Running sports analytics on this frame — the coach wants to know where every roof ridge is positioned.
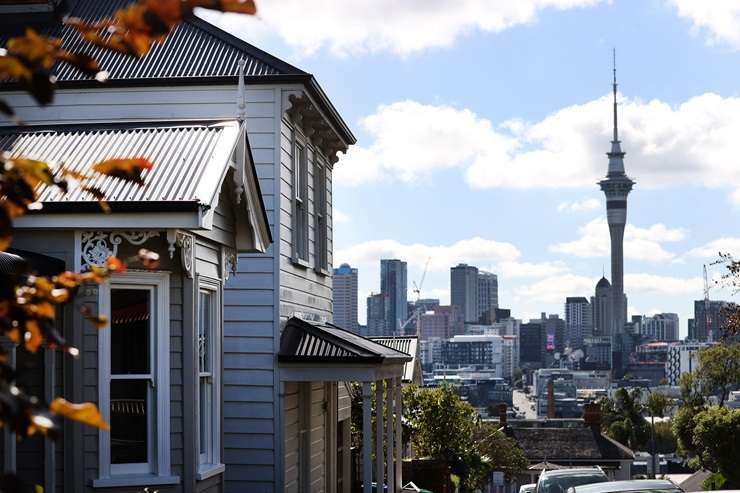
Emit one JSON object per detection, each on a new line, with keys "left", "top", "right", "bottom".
{"left": 187, "top": 15, "right": 306, "bottom": 76}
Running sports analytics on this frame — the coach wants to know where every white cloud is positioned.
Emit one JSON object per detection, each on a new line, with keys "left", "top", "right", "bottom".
{"left": 625, "top": 273, "right": 702, "bottom": 296}
{"left": 514, "top": 274, "right": 596, "bottom": 303}
{"left": 197, "top": 0, "right": 602, "bottom": 57}
{"left": 514, "top": 272, "right": 702, "bottom": 308}
{"left": 337, "top": 94, "right": 740, "bottom": 202}
{"left": 550, "top": 217, "right": 687, "bottom": 262}
{"left": 557, "top": 198, "right": 601, "bottom": 213}
{"left": 669, "top": 1, "right": 740, "bottom": 50}
{"left": 499, "top": 261, "right": 569, "bottom": 279}
{"left": 686, "top": 237, "right": 740, "bottom": 257}
{"left": 333, "top": 208, "right": 350, "bottom": 224}
{"left": 334, "top": 237, "right": 521, "bottom": 273}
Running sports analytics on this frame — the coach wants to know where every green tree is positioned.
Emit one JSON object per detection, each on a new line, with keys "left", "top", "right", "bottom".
{"left": 653, "top": 421, "right": 677, "bottom": 454}
{"left": 691, "top": 406, "right": 740, "bottom": 488}
{"left": 475, "top": 423, "right": 529, "bottom": 482}
{"left": 695, "top": 343, "right": 740, "bottom": 406}
{"left": 600, "top": 388, "right": 650, "bottom": 450}
{"left": 646, "top": 392, "right": 672, "bottom": 418}
{"left": 402, "top": 385, "right": 527, "bottom": 492}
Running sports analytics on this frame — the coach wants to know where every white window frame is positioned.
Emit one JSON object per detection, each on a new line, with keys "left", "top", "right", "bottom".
{"left": 313, "top": 155, "right": 329, "bottom": 275}
{"left": 95, "top": 271, "right": 176, "bottom": 488}
{"left": 196, "top": 277, "right": 223, "bottom": 478}
{"left": 291, "top": 130, "right": 310, "bottom": 265}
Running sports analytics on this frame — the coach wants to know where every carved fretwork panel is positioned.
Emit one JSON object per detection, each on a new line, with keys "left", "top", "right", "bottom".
{"left": 80, "top": 231, "right": 160, "bottom": 270}
{"left": 285, "top": 92, "right": 347, "bottom": 167}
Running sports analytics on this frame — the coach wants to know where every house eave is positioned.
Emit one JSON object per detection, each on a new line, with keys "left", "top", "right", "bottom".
{"left": 0, "top": 74, "right": 356, "bottom": 146}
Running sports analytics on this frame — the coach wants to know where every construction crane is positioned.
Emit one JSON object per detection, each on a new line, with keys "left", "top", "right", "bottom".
{"left": 704, "top": 264, "right": 712, "bottom": 342}
{"left": 412, "top": 257, "right": 431, "bottom": 302}
{"left": 398, "top": 257, "right": 431, "bottom": 336}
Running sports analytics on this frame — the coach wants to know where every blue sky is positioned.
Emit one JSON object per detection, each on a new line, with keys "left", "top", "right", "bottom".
{"left": 201, "top": 0, "right": 740, "bottom": 336}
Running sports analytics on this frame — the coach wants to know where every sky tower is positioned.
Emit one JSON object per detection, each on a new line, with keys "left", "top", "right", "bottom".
{"left": 599, "top": 50, "right": 635, "bottom": 336}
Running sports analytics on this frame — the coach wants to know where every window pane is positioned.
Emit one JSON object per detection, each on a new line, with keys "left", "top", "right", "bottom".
{"left": 111, "top": 288, "right": 150, "bottom": 375}
{"left": 199, "top": 377, "right": 211, "bottom": 456}
{"left": 198, "top": 291, "right": 211, "bottom": 372}
{"left": 110, "top": 379, "right": 148, "bottom": 464}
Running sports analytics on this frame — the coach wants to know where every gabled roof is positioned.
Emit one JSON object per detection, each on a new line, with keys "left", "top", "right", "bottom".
{"left": 507, "top": 426, "right": 634, "bottom": 462}
{"left": 0, "top": 0, "right": 355, "bottom": 145}
{"left": 4, "top": 120, "right": 271, "bottom": 251}
{"left": 51, "top": 0, "right": 304, "bottom": 81}
{"left": 279, "top": 317, "right": 412, "bottom": 365}
{"left": 370, "top": 336, "right": 420, "bottom": 383}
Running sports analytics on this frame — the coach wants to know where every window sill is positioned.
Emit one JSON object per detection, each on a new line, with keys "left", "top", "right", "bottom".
{"left": 291, "top": 257, "right": 310, "bottom": 269}
{"left": 314, "top": 267, "right": 330, "bottom": 277}
{"left": 92, "top": 474, "right": 180, "bottom": 488}
{"left": 197, "top": 463, "right": 225, "bottom": 481}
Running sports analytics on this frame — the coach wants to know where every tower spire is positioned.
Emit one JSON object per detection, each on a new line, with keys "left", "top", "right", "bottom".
{"left": 612, "top": 48, "right": 618, "bottom": 143}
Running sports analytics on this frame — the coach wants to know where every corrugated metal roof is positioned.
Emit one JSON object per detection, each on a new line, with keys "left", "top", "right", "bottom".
{"left": 370, "top": 336, "right": 419, "bottom": 383}
{"left": 279, "top": 317, "right": 413, "bottom": 364}
{"left": 1, "top": 0, "right": 302, "bottom": 81}
{"left": 0, "top": 121, "right": 240, "bottom": 204}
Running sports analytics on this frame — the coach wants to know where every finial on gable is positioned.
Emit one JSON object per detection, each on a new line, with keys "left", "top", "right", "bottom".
{"left": 236, "top": 58, "right": 246, "bottom": 120}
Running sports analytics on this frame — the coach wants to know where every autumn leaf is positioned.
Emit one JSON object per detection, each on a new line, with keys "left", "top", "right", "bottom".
{"left": 137, "top": 249, "right": 160, "bottom": 269}
{"left": 25, "top": 320, "right": 43, "bottom": 353}
{"left": 188, "top": 0, "right": 257, "bottom": 14}
{"left": 49, "top": 398, "right": 109, "bottom": 431}
{"left": 106, "top": 256, "right": 127, "bottom": 273}
{"left": 92, "top": 157, "right": 153, "bottom": 186}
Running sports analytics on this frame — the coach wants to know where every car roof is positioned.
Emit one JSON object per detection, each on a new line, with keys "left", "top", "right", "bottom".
{"left": 571, "top": 480, "right": 680, "bottom": 493}
{"left": 541, "top": 468, "right": 606, "bottom": 478}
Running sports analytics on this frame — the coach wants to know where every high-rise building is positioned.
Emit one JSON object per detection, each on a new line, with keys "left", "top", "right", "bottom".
{"left": 541, "top": 313, "right": 566, "bottom": 355}
{"left": 477, "top": 271, "right": 499, "bottom": 323}
{"left": 639, "top": 313, "right": 679, "bottom": 341}
{"left": 365, "top": 292, "right": 389, "bottom": 337}
{"left": 380, "top": 259, "right": 407, "bottom": 333}
{"left": 442, "top": 334, "right": 504, "bottom": 375}
{"left": 565, "top": 297, "right": 593, "bottom": 348}
{"left": 598, "top": 59, "right": 634, "bottom": 337}
{"left": 666, "top": 341, "right": 716, "bottom": 385}
{"left": 418, "top": 305, "right": 463, "bottom": 341}
{"left": 332, "top": 263, "right": 358, "bottom": 332}
{"left": 451, "top": 263, "right": 479, "bottom": 323}
{"left": 520, "top": 322, "right": 545, "bottom": 367}
{"left": 583, "top": 336, "right": 612, "bottom": 370}
{"left": 693, "top": 300, "right": 731, "bottom": 342}
{"left": 591, "top": 278, "right": 612, "bottom": 337}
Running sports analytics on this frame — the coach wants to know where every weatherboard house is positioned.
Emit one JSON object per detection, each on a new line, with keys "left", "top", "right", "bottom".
{"left": 1, "top": 1, "right": 411, "bottom": 493}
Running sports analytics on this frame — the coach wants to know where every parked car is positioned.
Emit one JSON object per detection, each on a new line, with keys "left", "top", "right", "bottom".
{"left": 520, "top": 483, "right": 537, "bottom": 493}
{"left": 536, "top": 467, "right": 609, "bottom": 493}
{"left": 566, "top": 479, "right": 683, "bottom": 493}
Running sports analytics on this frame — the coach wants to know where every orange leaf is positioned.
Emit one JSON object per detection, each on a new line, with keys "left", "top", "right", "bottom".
{"left": 106, "top": 256, "right": 127, "bottom": 273}
{"left": 25, "top": 320, "right": 43, "bottom": 353}
{"left": 92, "top": 157, "right": 153, "bottom": 186}
{"left": 49, "top": 398, "right": 109, "bottom": 431}
{"left": 137, "top": 249, "right": 160, "bottom": 269}
{"left": 187, "top": 0, "right": 257, "bottom": 14}
{"left": 54, "top": 272, "right": 81, "bottom": 288}
{"left": 7, "top": 327, "right": 20, "bottom": 343}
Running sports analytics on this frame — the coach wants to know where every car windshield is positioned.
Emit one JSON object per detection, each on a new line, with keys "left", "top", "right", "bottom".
{"left": 538, "top": 473, "right": 608, "bottom": 493}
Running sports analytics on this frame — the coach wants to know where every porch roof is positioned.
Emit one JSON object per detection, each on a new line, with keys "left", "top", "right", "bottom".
{"left": 278, "top": 317, "right": 412, "bottom": 382}
{"left": 4, "top": 120, "right": 271, "bottom": 252}
{"left": 369, "top": 336, "right": 420, "bottom": 384}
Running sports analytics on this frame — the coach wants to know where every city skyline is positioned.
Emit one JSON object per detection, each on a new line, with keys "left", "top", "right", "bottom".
{"left": 203, "top": 1, "right": 740, "bottom": 336}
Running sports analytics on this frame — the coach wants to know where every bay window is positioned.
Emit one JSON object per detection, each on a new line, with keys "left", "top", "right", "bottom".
{"left": 197, "top": 278, "right": 222, "bottom": 477}
{"left": 95, "top": 272, "right": 175, "bottom": 487}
